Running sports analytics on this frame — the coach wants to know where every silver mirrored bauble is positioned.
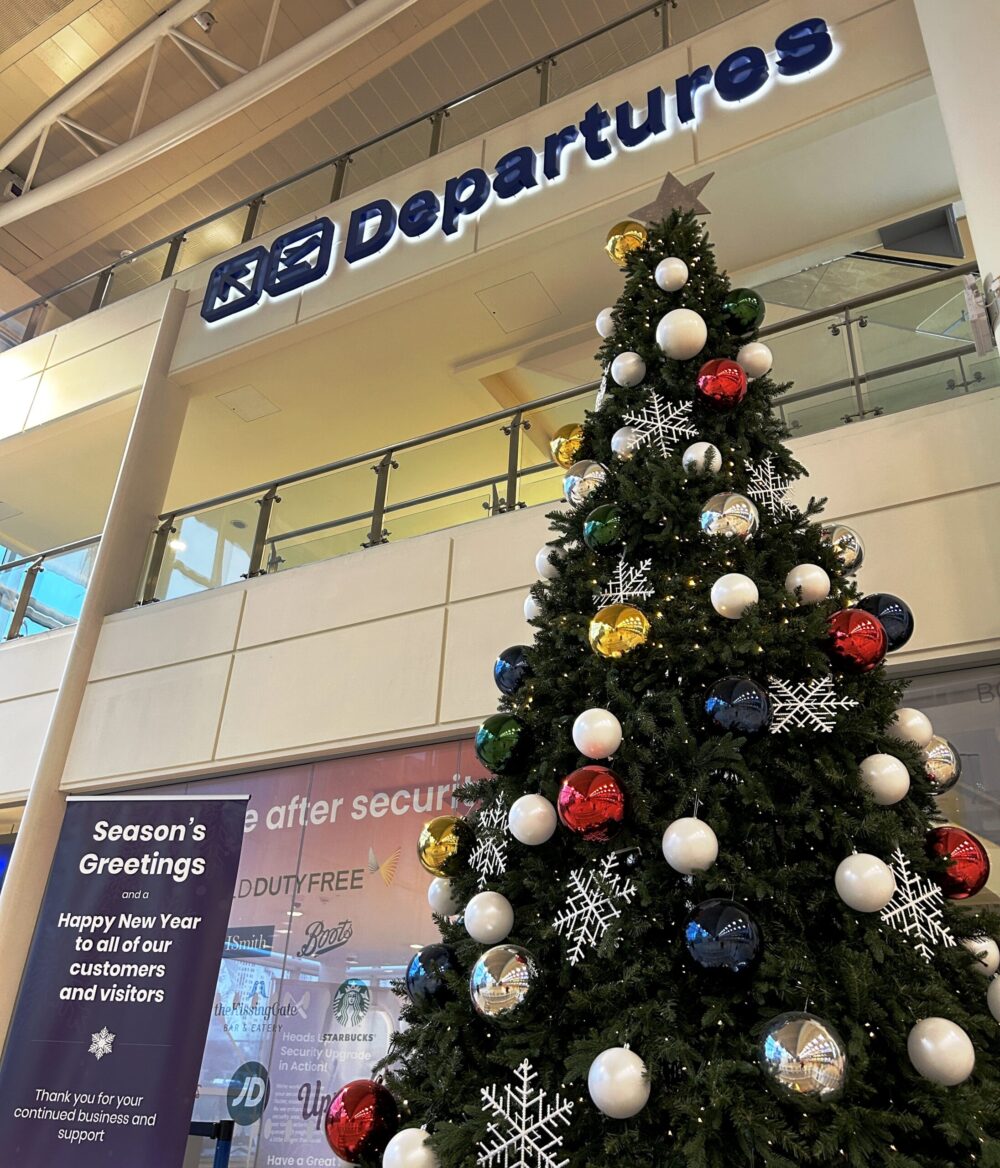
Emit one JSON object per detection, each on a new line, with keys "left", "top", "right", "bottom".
{"left": 563, "top": 460, "right": 608, "bottom": 507}
{"left": 469, "top": 944, "right": 538, "bottom": 1023}
{"left": 759, "top": 1012, "right": 847, "bottom": 1103}
{"left": 611, "top": 426, "right": 642, "bottom": 460}
{"left": 820, "top": 524, "right": 865, "bottom": 573}
{"left": 700, "top": 492, "right": 760, "bottom": 541}
{"left": 923, "top": 735, "right": 962, "bottom": 794}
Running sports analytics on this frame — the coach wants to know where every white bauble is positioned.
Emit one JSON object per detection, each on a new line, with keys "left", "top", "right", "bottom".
{"left": 736, "top": 341, "right": 773, "bottom": 379}
{"left": 610, "top": 351, "right": 646, "bottom": 387}
{"left": 963, "top": 936, "right": 1000, "bottom": 977}
{"left": 661, "top": 817, "right": 719, "bottom": 875}
{"left": 383, "top": 1129, "right": 439, "bottom": 1168}
{"left": 711, "top": 573, "right": 758, "bottom": 619}
{"left": 655, "top": 308, "right": 707, "bottom": 360}
{"left": 859, "top": 754, "right": 910, "bottom": 806}
{"left": 524, "top": 593, "right": 542, "bottom": 622}
{"left": 535, "top": 545, "right": 560, "bottom": 580}
{"left": 988, "top": 977, "right": 1000, "bottom": 1022}
{"left": 655, "top": 256, "right": 689, "bottom": 292}
{"left": 464, "top": 891, "right": 514, "bottom": 944}
{"left": 834, "top": 853, "right": 896, "bottom": 913}
{"left": 887, "top": 707, "right": 933, "bottom": 748}
{"left": 682, "top": 441, "right": 722, "bottom": 476}
{"left": 784, "top": 563, "right": 831, "bottom": 605}
{"left": 427, "top": 877, "right": 460, "bottom": 916}
{"left": 572, "top": 707, "right": 623, "bottom": 759}
{"left": 611, "top": 426, "right": 642, "bottom": 460}
{"left": 508, "top": 794, "right": 558, "bottom": 845}
{"left": 596, "top": 307, "right": 615, "bottom": 338}
{"left": 907, "top": 1018, "right": 975, "bottom": 1086}
{"left": 587, "top": 1047, "right": 650, "bottom": 1119}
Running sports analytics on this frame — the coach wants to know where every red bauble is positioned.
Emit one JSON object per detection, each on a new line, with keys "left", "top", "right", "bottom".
{"left": 826, "top": 609, "right": 887, "bottom": 672}
{"left": 324, "top": 1079, "right": 398, "bottom": 1163}
{"left": 696, "top": 358, "right": 748, "bottom": 411}
{"left": 557, "top": 765, "right": 625, "bottom": 840}
{"left": 926, "top": 826, "right": 990, "bottom": 899}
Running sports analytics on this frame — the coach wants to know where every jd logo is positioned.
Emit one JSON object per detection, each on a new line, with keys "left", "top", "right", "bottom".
{"left": 227, "top": 1061, "right": 270, "bottom": 1126}
{"left": 297, "top": 918, "right": 353, "bottom": 959}
{"left": 333, "top": 979, "right": 370, "bottom": 1027}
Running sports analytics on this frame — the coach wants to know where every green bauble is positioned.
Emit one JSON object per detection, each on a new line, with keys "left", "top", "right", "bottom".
{"left": 722, "top": 287, "right": 765, "bottom": 333}
{"left": 583, "top": 503, "right": 622, "bottom": 551}
{"left": 475, "top": 714, "right": 525, "bottom": 773}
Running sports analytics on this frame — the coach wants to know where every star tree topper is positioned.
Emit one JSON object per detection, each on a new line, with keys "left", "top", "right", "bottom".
{"left": 631, "top": 170, "right": 714, "bottom": 222}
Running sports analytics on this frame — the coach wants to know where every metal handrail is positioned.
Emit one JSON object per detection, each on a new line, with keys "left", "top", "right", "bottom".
{"left": 0, "top": 0, "right": 670, "bottom": 331}
{"left": 0, "top": 534, "right": 100, "bottom": 576}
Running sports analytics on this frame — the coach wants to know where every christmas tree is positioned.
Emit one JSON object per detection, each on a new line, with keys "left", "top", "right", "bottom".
{"left": 325, "top": 175, "right": 1000, "bottom": 1168}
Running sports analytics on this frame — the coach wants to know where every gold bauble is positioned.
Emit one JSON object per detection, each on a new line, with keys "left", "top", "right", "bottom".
{"left": 589, "top": 604, "right": 651, "bottom": 658}
{"left": 605, "top": 220, "right": 648, "bottom": 266}
{"left": 417, "top": 815, "right": 467, "bottom": 876}
{"left": 550, "top": 423, "right": 584, "bottom": 470}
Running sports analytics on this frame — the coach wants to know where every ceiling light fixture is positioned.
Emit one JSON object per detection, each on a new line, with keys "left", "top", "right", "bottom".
{"left": 193, "top": 11, "right": 216, "bottom": 33}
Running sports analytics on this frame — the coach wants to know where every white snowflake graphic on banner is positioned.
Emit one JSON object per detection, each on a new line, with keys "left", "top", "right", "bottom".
{"left": 88, "top": 1026, "right": 115, "bottom": 1060}
{"left": 552, "top": 854, "right": 637, "bottom": 965}
{"left": 768, "top": 675, "right": 859, "bottom": 733}
{"left": 622, "top": 393, "right": 696, "bottom": 457}
{"left": 470, "top": 798, "right": 509, "bottom": 889}
{"left": 881, "top": 847, "right": 956, "bottom": 962}
{"left": 593, "top": 553, "right": 654, "bottom": 607}
{"left": 746, "top": 457, "right": 795, "bottom": 516}
{"left": 478, "top": 1059, "right": 574, "bottom": 1168}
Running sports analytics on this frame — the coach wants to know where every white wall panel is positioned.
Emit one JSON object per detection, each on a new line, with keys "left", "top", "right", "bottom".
{"left": 237, "top": 534, "right": 451, "bottom": 648}
{"left": 0, "top": 691, "right": 57, "bottom": 803}
{"left": 46, "top": 282, "right": 173, "bottom": 367}
{"left": 438, "top": 589, "right": 528, "bottom": 725}
{"left": 450, "top": 503, "right": 557, "bottom": 601}
{"left": 216, "top": 606, "right": 445, "bottom": 759}
{"left": 0, "top": 629, "right": 71, "bottom": 702}
{"left": 91, "top": 588, "right": 244, "bottom": 680}
{"left": 64, "top": 655, "right": 233, "bottom": 783}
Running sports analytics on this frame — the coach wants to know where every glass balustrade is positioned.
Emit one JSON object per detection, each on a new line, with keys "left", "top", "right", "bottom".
{"left": 151, "top": 498, "right": 261, "bottom": 602}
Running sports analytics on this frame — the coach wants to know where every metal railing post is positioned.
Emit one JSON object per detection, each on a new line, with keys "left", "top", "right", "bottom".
{"left": 242, "top": 196, "right": 266, "bottom": 243}
{"left": 140, "top": 516, "right": 176, "bottom": 604}
{"left": 364, "top": 452, "right": 396, "bottom": 547}
{"left": 88, "top": 267, "right": 114, "bottom": 313}
{"left": 499, "top": 411, "right": 529, "bottom": 512}
{"left": 162, "top": 233, "right": 185, "bottom": 279}
{"left": 23, "top": 302, "right": 49, "bottom": 341}
{"left": 428, "top": 110, "right": 447, "bottom": 157}
{"left": 244, "top": 487, "right": 280, "bottom": 578}
{"left": 538, "top": 57, "right": 555, "bottom": 106}
{"left": 5, "top": 558, "right": 44, "bottom": 640}
{"left": 658, "top": 1, "right": 677, "bottom": 49}
{"left": 330, "top": 155, "right": 352, "bottom": 203}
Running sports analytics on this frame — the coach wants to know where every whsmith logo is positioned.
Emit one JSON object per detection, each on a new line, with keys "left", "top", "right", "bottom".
{"left": 201, "top": 17, "right": 834, "bottom": 324}
{"left": 297, "top": 918, "right": 353, "bottom": 958}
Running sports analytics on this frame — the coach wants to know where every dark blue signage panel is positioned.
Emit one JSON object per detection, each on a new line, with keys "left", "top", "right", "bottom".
{"left": 0, "top": 795, "right": 247, "bottom": 1165}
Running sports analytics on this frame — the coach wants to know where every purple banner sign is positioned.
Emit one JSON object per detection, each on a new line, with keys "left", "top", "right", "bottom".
{"left": 0, "top": 794, "right": 247, "bottom": 1165}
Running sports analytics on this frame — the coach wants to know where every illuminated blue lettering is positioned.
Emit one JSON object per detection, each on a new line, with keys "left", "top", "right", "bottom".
{"left": 345, "top": 199, "right": 397, "bottom": 263}
{"left": 579, "top": 103, "right": 613, "bottom": 161}
{"left": 615, "top": 88, "right": 667, "bottom": 147}
{"left": 263, "top": 217, "right": 334, "bottom": 296}
{"left": 543, "top": 125, "right": 578, "bottom": 180}
{"left": 493, "top": 147, "right": 538, "bottom": 200}
{"left": 714, "top": 47, "right": 769, "bottom": 103}
{"left": 399, "top": 191, "right": 440, "bottom": 238}
{"left": 441, "top": 169, "right": 491, "bottom": 235}
{"left": 201, "top": 247, "right": 268, "bottom": 323}
{"left": 675, "top": 65, "right": 713, "bottom": 124}
{"left": 776, "top": 17, "right": 833, "bottom": 76}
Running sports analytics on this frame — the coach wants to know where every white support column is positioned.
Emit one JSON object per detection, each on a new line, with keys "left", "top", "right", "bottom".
{"left": 915, "top": 0, "right": 1000, "bottom": 342}
{"left": 0, "top": 287, "right": 190, "bottom": 1049}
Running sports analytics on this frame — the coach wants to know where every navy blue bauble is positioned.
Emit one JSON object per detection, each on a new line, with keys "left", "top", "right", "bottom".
{"left": 685, "top": 899, "right": 761, "bottom": 973}
{"left": 406, "top": 944, "right": 458, "bottom": 1007}
{"left": 705, "top": 677, "right": 771, "bottom": 735}
{"left": 857, "top": 593, "right": 914, "bottom": 652}
{"left": 494, "top": 645, "right": 531, "bottom": 695}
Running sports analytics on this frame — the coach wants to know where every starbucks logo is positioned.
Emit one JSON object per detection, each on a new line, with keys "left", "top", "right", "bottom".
{"left": 333, "top": 979, "right": 370, "bottom": 1027}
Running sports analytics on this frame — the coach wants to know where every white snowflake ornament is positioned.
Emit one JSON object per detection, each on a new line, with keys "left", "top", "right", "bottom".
{"left": 768, "top": 675, "right": 859, "bottom": 733}
{"left": 622, "top": 393, "right": 696, "bottom": 457}
{"left": 881, "top": 847, "right": 956, "bottom": 962}
{"left": 593, "top": 553, "right": 654, "bottom": 608}
{"left": 552, "top": 853, "right": 636, "bottom": 965}
{"left": 746, "top": 456, "right": 795, "bottom": 516}
{"left": 469, "top": 797, "right": 509, "bottom": 889}
{"left": 478, "top": 1059, "right": 574, "bottom": 1168}
{"left": 88, "top": 1026, "right": 115, "bottom": 1060}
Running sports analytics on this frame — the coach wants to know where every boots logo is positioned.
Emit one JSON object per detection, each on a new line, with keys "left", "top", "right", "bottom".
{"left": 333, "top": 979, "right": 371, "bottom": 1027}
{"left": 297, "top": 918, "right": 353, "bottom": 958}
